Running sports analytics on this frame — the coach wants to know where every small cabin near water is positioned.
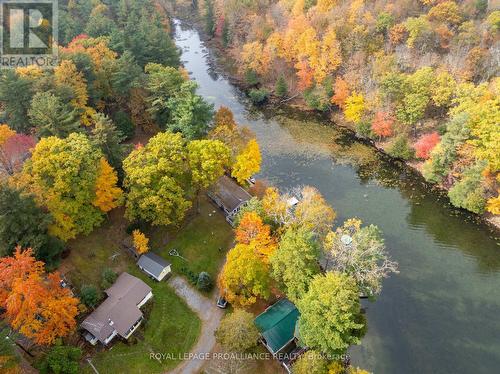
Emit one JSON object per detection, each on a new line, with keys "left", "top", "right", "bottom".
{"left": 207, "top": 175, "right": 252, "bottom": 226}
{"left": 255, "top": 299, "right": 306, "bottom": 373}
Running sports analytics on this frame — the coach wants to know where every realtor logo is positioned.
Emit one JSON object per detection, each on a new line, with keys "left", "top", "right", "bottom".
{"left": 0, "top": 0, "right": 58, "bottom": 68}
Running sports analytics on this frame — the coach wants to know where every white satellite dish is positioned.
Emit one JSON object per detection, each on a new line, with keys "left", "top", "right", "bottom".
{"left": 341, "top": 234, "right": 353, "bottom": 245}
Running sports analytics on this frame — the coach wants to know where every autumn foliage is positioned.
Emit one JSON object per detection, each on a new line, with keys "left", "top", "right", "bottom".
{"left": 93, "top": 158, "right": 123, "bottom": 212}
{"left": 0, "top": 132, "right": 36, "bottom": 176}
{"left": 235, "top": 212, "right": 276, "bottom": 262}
{"left": 371, "top": 112, "right": 394, "bottom": 138}
{"left": 414, "top": 132, "right": 440, "bottom": 159}
{"left": 0, "top": 248, "right": 79, "bottom": 345}
{"left": 133, "top": 230, "right": 149, "bottom": 254}
{"left": 231, "top": 139, "right": 262, "bottom": 185}
{"left": 331, "top": 77, "right": 350, "bottom": 109}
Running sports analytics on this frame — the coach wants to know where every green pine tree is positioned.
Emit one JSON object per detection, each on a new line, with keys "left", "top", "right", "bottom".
{"left": 275, "top": 75, "right": 288, "bottom": 98}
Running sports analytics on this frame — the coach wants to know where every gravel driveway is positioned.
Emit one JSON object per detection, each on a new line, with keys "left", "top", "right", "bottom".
{"left": 167, "top": 276, "right": 223, "bottom": 374}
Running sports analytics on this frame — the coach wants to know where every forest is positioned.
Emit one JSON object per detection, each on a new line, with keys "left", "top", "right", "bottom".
{"left": 195, "top": 0, "right": 499, "bottom": 217}
{"left": 0, "top": 0, "right": 498, "bottom": 373}
{"left": 0, "top": 0, "right": 262, "bottom": 371}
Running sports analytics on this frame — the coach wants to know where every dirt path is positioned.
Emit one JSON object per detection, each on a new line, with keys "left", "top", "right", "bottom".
{"left": 167, "top": 276, "right": 223, "bottom": 374}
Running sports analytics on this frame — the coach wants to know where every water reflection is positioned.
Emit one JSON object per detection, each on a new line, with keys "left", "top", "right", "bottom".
{"left": 173, "top": 19, "right": 500, "bottom": 374}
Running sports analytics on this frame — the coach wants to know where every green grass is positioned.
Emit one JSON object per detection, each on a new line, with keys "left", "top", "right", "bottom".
{"left": 83, "top": 266, "right": 201, "bottom": 374}
{"left": 62, "top": 208, "right": 206, "bottom": 373}
{"left": 62, "top": 208, "right": 131, "bottom": 291}
{"left": 63, "top": 197, "right": 233, "bottom": 373}
{"left": 150, "top": 197, "right": 234, "bottom": 281}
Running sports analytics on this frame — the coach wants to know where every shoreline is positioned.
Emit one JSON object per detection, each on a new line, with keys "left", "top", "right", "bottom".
{"left": 172, "top": 11, "right": 500, "bottom": 233}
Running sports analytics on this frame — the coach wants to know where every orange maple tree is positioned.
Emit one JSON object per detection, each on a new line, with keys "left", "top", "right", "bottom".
{"left": 0, "top": 247, "right": 44, "bottom": 304}
{"left": 371, "top": 112, "right": 395, "bottom": 139}
{"left": 295, "top": 60, "right": 314, "bottom": 91}
{"left": 331, "top": 77, "right": 350, "bottom": 108}
{"left": 235, "top": 212, "right": 276, "bottom": 262}
{"left": 0, "top": 248, "right": 79, "bottom": 345}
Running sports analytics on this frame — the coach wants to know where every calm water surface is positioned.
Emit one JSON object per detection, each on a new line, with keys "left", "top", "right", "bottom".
{"left": 174, "top": 20, "right": 500, "bottom": 374}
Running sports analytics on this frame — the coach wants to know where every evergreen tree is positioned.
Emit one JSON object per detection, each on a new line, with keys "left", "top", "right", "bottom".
{"left": 205, "top": 0, "right": 215, "bottom": 36}
{"left": 90, "top": 113, "right": 128, "bottom": 172}
{"left": 0, "top": 185, "right": 63, "bottom": 267}
{"left": 113, "top": 111, "right": 135, "bottom": 140}
{"left": 28, "top": 92, "right": 81, "bottom": 138}
{"left": 0, "top": 71, "right": 34, "bottom": 133}
{"left": 165, "top": 81, "right": 214, "bottom": 139}
{"left": 275, "top": 75, "right": 288, "bottom": 98}
{"left": 111, "top": 51, "right": 142, "bottom": 99}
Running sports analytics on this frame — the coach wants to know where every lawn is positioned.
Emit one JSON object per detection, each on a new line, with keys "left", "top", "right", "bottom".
{"left": 149, "top": 196, "right": 234, "bottom": 283}
{"left": 60, "top": 207, "right": 131, "bottom": 291}
{"left": 82, "top": 266, "right": 201, "bottom": 374}
{"left": 61, "top": 196, "right": 233, "bottom": 373}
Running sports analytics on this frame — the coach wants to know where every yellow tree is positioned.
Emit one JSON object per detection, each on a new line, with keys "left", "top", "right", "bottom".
{"left": 218, "top": 243, "right": 270, "bottom": 306}
{"left": 294, "top": 186, "right": 336, "bottom": 237}
{"left": 296, "top": 27, "right": 320, "bottom": 63}
{"left": 344, "top": 92, "right": 365, "bottom": 123}
{"left": 54, "top": 60, "right": 95, "bottom": 126}
{"left": 486, "top": 193, "right": 500, "bottom": 215}
{"left": 209, "top": 106, "right": 253, "bottom": 157}
{"left": 132, "top": 230, "right": 149, "bottom": 254}
{"left": 0, "top": 124, "right": 15, "bottom": 145}
{"left": 231, "top": 139, "right": 262, "bottom": 184}
{"left": 93, "top": 158, "right": 123, "bottom": 212}
{"left": 317, "top": 0, "right": 337, "bottom": 13}
{"left": 292, "top": 0, "right": 305, "bottom": 16}
{"left": 262, "top": 187, "right": 290, "bottom": 225}
{"left": 20, "top": 134, "right": 112, "bottom": 241}
{"left": 281, "top": 15, "right": 310, "bottom": 62}
{"left": 310, "top": 28, "right": 342, "bottom": 84}
{"left": 240, "top": 41, "right": 272, "bottom": 75}
{"left": 187, "top": 139, "right": 231, "bottom": 189}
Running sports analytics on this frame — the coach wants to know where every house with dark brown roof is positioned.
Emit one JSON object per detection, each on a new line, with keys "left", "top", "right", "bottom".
{"left": 81, "top": 272, "right": 152, "bottom": 345}
{"left": 207, "top": 175, "right": 252, "bottom": 226}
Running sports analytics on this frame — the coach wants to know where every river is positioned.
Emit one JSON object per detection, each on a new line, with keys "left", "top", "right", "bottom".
{"left": 173, "top": 20, "right": 500, "bottom": 374}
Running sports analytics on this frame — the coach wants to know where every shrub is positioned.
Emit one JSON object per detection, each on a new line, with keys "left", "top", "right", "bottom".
{"left": 244, "top": 69, "right": 259, "bottom": 86}
{"left": 387, "top": 135, "right": 414, "bottom": 160}
{"left": 38, "top": 345, "right": 82, "bottom": 374}
{"left": 248, "top": 88, "right": 269, "bottom": 105}
{"left": 101, "top": 268, "right": 118, "bottom": 289}
{"left": 80, "top": 285, "right": 100, "bottom": 308}
{"left": 355, "top": 120, "right": 372, "bottom": 138}
{"left": 196, "top": 271, "right": 213, "bottom": 291}
{"left": 180, "top": 266, "right": 198, "bottom": 285}
{"left": 303, "top": 87, "right": 330, "bottom": 111}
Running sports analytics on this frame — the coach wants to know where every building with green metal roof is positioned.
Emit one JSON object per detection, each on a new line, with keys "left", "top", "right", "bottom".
{"left": 255, "top": 299, "right": 306, "bottom": 372}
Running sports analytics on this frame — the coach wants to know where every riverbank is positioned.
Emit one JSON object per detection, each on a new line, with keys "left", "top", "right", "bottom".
{"left": 170, "top": 8, "right": 499, "bottom": 232}
{"left": 171, "top": 17, "right": 500, "bottom": 374}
